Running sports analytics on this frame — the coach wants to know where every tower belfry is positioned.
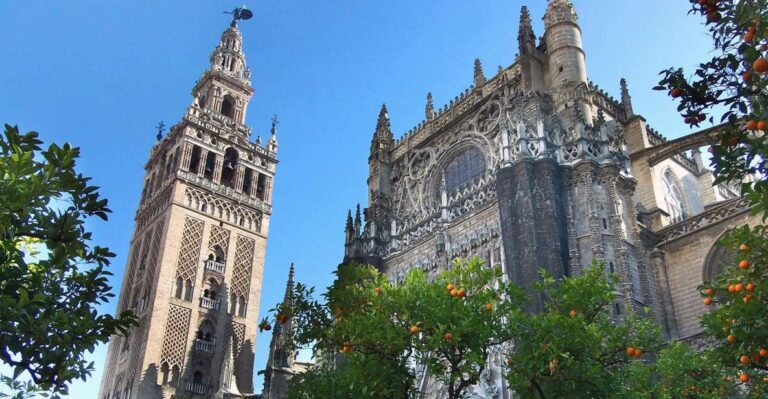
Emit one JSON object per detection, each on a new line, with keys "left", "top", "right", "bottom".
{"left": 98, "top": 8, "right": 278, "bottom": 399}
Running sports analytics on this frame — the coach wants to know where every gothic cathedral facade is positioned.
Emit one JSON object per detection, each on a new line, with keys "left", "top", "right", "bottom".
{"left": 98, "top": 20, "right": 277, "bottom": 399}
{"left": 343, "top": 1, "right": 758, "bottom": 397}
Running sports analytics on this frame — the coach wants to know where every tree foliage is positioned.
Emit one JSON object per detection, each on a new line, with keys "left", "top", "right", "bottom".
{"left": 0, "top": 124, "right": 136, "bottom": 395}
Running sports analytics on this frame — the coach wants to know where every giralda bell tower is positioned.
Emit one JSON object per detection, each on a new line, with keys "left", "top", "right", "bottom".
{"left": 98, "top": 9, "right": 277, "bottom": 399}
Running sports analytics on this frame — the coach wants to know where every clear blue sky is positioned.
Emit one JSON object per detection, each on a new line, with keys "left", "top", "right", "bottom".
{"left": 0, "top": 1, "right": 713, "bottom": 397}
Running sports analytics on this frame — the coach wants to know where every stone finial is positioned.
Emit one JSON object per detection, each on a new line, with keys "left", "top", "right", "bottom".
{"left": 474, "top": 58, "right": 486, "bottom": 87}
{"left": 620, "top": 78, "right": 634, "bottom": 117}
{"left": 283, "top": 262, "right": 295, "bottom": 302}
{"left": 268, "top": 115, "right": 279, "bottom": 154}
{"left": 518, "top": 6, "right": 537, "bottom": 55}
{"left": 426, "top": 92, "right": 435, "bottom": 121}
{"left": 345, "top": 210, "right": 353, "bottom": 232}
{"left": 354, "top": 204, "right": 362, "bottom": 232}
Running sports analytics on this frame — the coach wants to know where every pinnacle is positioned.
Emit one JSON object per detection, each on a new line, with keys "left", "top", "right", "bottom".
{"left": 374, "top": 103, "right": 392, "bottom": 138}
{"left": 426, "top": 92, "right": 435, "bottom": 120}
{"left": 474, "top": 58, "right": 486, "bottom": 86}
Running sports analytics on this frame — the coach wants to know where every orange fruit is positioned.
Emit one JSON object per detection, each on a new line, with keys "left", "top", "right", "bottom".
{"left": 746, "top": 283, "right": 755, "bottom": 292}
{"left": 342, "top": 345, "right": 352, "bottom": 353}
{"left": 569, "top": 309, "right": 577, "bottom": 318}
{"left": 727, "top": 335, "right": 736, "bottom": 344}
{"left": 728, "top": 284, "right": 735, "bottom": 293}
{"left": 447, "top": 283, "right": 455, "bottom": 291}
{"left": 704, "top": 297, "right": 713, "bottom": 306}
{"left": 740, "top": 355, "right": 751, "bottom": 365}
{"left": 745, "top": 27, "right": 756, "bottom": 42}
{"left": 740, "top": 243, "right": 750, "bottom": 252}
{"left": 743, "top": 71, "right": 752, "bottom": 82}
{"left": 735, "top": 283, "right": 744, "bottom": 292}
{"left": 739, "top": 373, "right": 749, "bottom": 383}
{"left": 759, "top": 348, "right": 768, "bottom": 357}
{"left": 755, "top": 58, "right": 768, "bottom": 74}
{"left": 670, "top": 88, "right": 683, "bottom": 98}
{"left": 759, "top": 121, "right": 767, "bottom": 131}
{"left": 705, "top": 288, "right": 715, "bottom": 296}
{"left": 626, "top": 347, "right": 636, "bottom": 357}
{"left": 739, "top": 260, "right": 750, "bottom": 270}
{"left": 374, "top": 287, "right": 382, "bottom": 295}
{"left": 634, "top": 349, "right": 643, "bottom": 358}
{"left": 507, "top": 358, "right": 514, "bottom": 366}
{"left": 456, "top": 289, "right": 466, "bottom": 298}
{"left": 707, "top": 11, "right": 722, "bottom": 23}
{"left": 444, "top": 332, "right": 453, "bottom": 342}
{"left": 485, "top": 303, "right": 494, "bottom": 312}
{"left": 450, "top": 289, "right": 458, "bottom": 298}
{"left": 728, "top": 136, "right": 739, "bottom": 146}
{"left": 743, "top": 294, "right": 753, "bottom": 304}
{"left": 746, "top": 120, "right": 759, "bottom": 130}
{"left": 410, "top": 325, "right": 419, "bottom": 334}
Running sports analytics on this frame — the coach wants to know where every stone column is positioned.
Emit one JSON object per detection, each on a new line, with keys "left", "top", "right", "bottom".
{"left": 650, "top": 249, "right": 679, "bottom": 339}
{"left": 181, "top": 143, "right": 193, "bottom": 172}
{"left": 234, "top": 165, "right": 246, "bottom": 192}
{"left": 213, "top": 157, "right": 224, "bottom": 183}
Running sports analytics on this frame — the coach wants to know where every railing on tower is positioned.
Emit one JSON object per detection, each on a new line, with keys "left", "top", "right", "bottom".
{"left": 185, "top": 381, "right": 210, "bottom": 395}
{"left": 194, "top": 338, "right": 215, "bottom": 353}
{"left": 199, "top": 296, "right": 220, "bottom": 310}
{"left": 204, "top": 259, "right": 226, "bottom": 274}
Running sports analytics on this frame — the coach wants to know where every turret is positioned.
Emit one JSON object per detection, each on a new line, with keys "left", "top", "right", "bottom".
{"left": 367, "top": 104, "right": 393, "bottom": 242}
{"left": 425, "top": 92, "right": 435, "bottom": 121}
{"left": 543, "top": 0, "right": 588, "bottom": 89}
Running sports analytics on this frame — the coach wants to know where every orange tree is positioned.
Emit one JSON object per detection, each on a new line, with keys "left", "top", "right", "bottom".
{"left": 656, "top": 0, "right": 768, "bottom": 394}
{"left": 503, "top": 262, "right": 662, "bottom": 399}
{"left": 262, "top": 258, "right": 526, "bottom": 399}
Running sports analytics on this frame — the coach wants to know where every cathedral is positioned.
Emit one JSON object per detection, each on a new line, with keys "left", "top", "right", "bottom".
{"left": 98, "top": 14, "right": 277, "bottom": 399}
{"left": 96, "top": 0, "right": 762, "bottom": 398}
{"left": 342, "top": 0, "right": 759, "bottom": 396}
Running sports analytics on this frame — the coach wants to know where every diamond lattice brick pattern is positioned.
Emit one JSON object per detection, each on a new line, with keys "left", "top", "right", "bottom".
{"left": 175, "top": 217, "right": 205, "bottom": 281}
{"left": 160, "top": 304, "right": 192, "bottom": 369}
{"left": 230, "top": 235, "right": 255, "bottom": 297}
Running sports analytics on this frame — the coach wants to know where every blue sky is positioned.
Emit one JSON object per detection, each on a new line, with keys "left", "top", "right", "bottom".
{"left": 0, "top": 0, "right": 714, "bottom": 397}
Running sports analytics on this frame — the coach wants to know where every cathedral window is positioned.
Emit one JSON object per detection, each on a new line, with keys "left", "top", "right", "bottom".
{"left": 444, "top": 147, "right": 486, "bottom": 193}
{"left": 221, "top": 148, "right": 239, "bottom": 187}
{"left": 662, "top": 170, "right": 687, "bottom": 224}
{"left": 221, "top": 96, "right": 235, "bottom": 119}
{"left": 189, "top": 145, "right": 202, "bottom": 173}
{"left": 203, "top": 151, "right": 216, "bottom": 180}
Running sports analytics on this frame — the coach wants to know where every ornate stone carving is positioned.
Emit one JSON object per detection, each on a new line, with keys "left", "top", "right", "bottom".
{"left": 160, "top": 304, "right": 192, "bottom": 370}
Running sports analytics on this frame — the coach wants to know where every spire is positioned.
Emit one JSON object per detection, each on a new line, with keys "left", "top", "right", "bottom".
{"left": 283, "top": 263, "right": 295, "bottom": 303}
{"left": 518, "top": 6, "right": 536, "bottom": 55}
{"left": 426, "top": 92, "right": 435, "bottom": 121}
{"left": 620, "top": 78, "right": 634, "bottom": 118}
{"left": 354, "top": 204, "right": 362, "bottom": 234}
{"left": 372, "top": 103, "right": 393, "bottom": 148}
{"left": 345, "top": 210, "right": 353, "bottom": 232}
{"left": 474, "top": 59, "right": 487, "bottom": 87}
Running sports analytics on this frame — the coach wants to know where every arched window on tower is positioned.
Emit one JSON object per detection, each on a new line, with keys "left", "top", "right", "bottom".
{"left": 160, "top": 362, "right": 170, "bottom": 386}
{"left": 221, "top": 148, "right": 239, "bottom": 188}
{"left": 170, "top": 365, "right": 180, "bottom": 387}
{"left": 662, "top": 170, "right": 687, "bottom": 224}
{"left": 221, "top": 96, "right": 235, "bottom": 119}
{"left": 189, "top": 145, "right": 202, "bottom": 173}
{"left": 444, "top": 147, "right": 486, "bottom": 193}
{"left": 242, "top": 167, "right": 253, "bottom": 195}
{"left": 203, "top": 151, "right": 216, "bottom": 180}
{"left": 238, "top": 296, "right": 246, "bottom": 317}
{"left": 184, "top": 279, "right": 193, "bottom": 302}
{"left": 175, "top": 277, "right": 183, "bottom": 299}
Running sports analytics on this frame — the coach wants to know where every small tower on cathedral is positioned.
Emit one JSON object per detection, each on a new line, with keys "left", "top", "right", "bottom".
{"left": 98, "top": 8, "right": 278, "bottom": 399}
{"left": 261, "top": 264, "right": 298, "bottom": 399}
